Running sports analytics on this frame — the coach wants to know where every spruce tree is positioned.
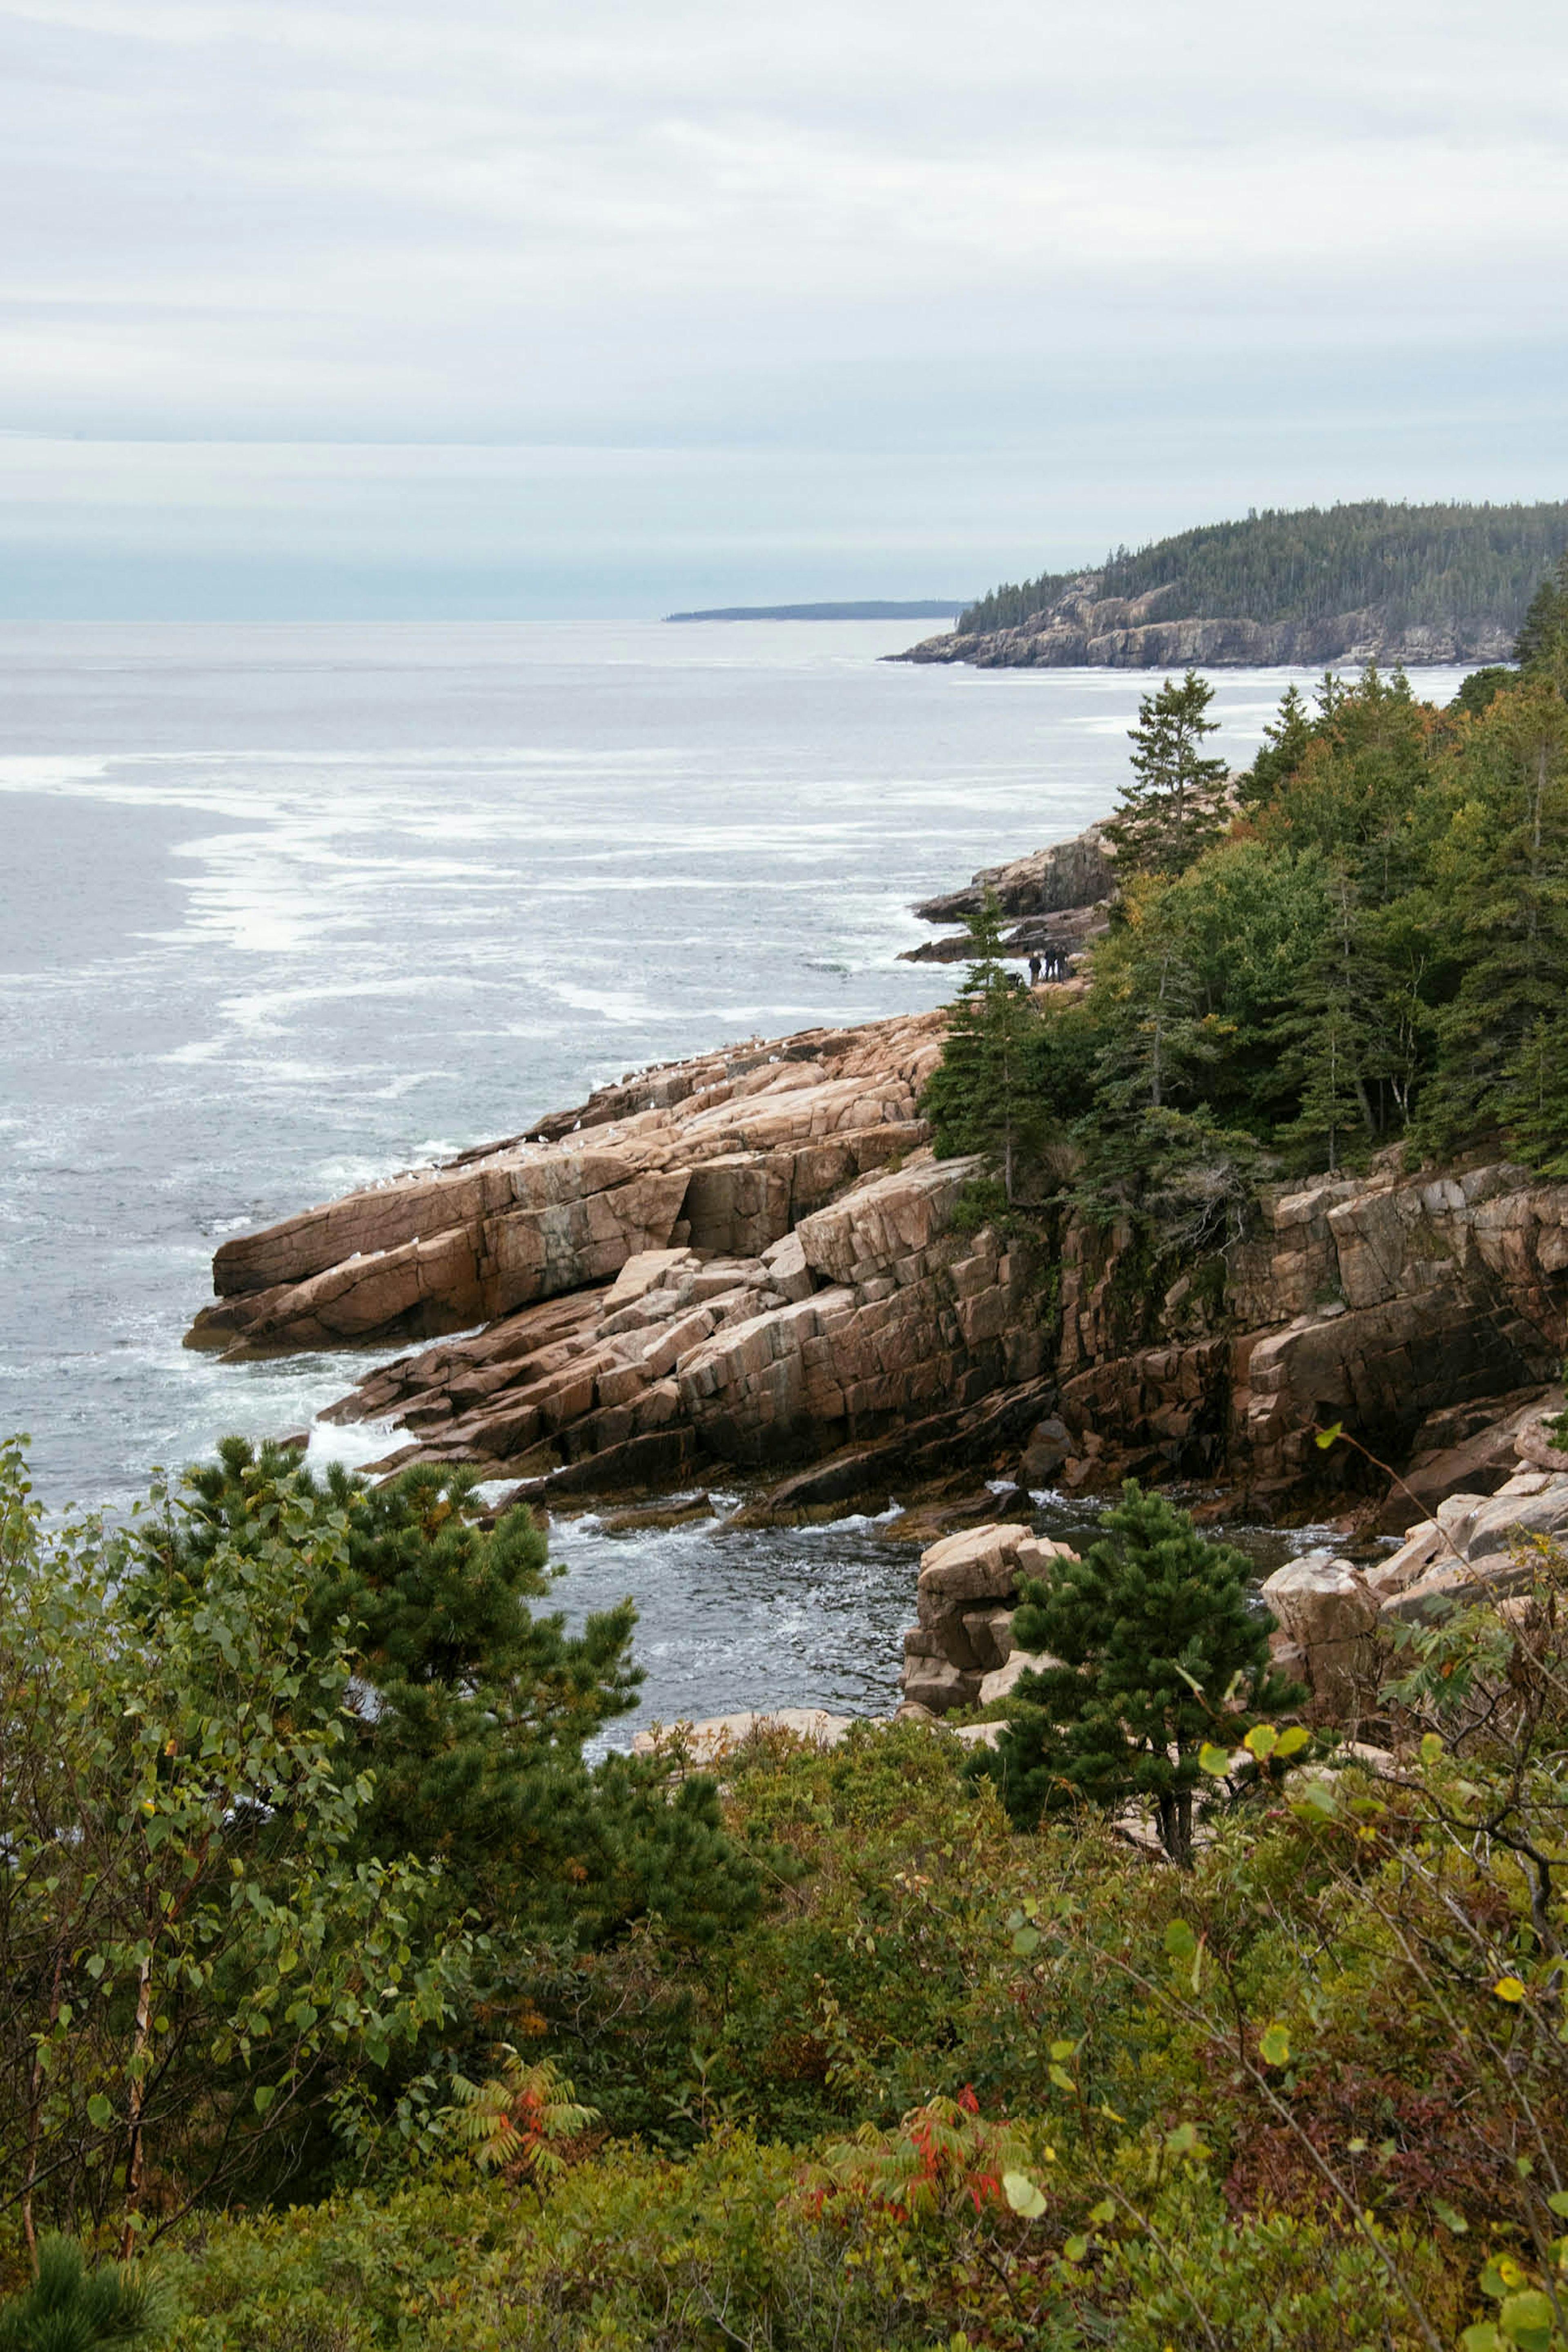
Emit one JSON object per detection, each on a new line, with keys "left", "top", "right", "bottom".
{"left": 1238, "top": 680, "right": 1314, "bottom": 811}
{"left": 1270, "top": 869, "right": 1374, "bottom": 1170}
{"left": 921, "top": 890, "right": 1042, "bottom": 1200}
{"left": 1515, "top": 550, "right": 1568, "bottom": 683}
{"left": 1104, "top": 669, "right": 1230, "bottom": 878}
{"left": 969, "top": 1481, "right": 1298, "bottom": 1866}
{"left": 1422, "top": 681, "right": 1568, "bottom": 1162}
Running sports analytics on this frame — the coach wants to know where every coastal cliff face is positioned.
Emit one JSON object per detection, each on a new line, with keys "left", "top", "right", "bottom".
{"left": 895, "top": 577, "right": 1515, "bottom": 670}
{"left": 188, "top": 1016, "right": 1047, "bottom": 1506}
{"left": 187, "top": 1000, "right": 1568, "bottom": 1530}
{"left": 1052, "top": 1160, "right": 1568, "bottom": 1513}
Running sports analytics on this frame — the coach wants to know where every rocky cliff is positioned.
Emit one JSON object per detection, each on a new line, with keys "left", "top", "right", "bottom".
{"left": 894, "top": 576, "right": 1514, "bottom": 670}
{"left": 187, "top": 997, "right": 1568, "bottom": 1538}
{"left": 188, "top": 1015, "right": 1049, "bottom": 1510}
{"left": 900, "top": 825, "right": 1115, "bottom": 964}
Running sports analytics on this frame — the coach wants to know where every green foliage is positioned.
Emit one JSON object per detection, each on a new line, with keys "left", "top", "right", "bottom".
{"left": 1102, "top": 669, "right": 1229, "bottom": 880}
{"left": 142, "top": 1542, "right": 1568, "bottom": 2344}
{"left": 1515, "top": 549, "right": 1568, "bottom": 682}
{"left": 0, "top": 1434, "right": 472, "bottom": 2246}
{"left": 0, "top": 1433, "right": 763, "bottom": 2243}
{"left": 970, "top": 1482, "right": 1300, "bottom": 1864}
{"left": 141, "top": 1440, "right": 765, "bottom": 1958}
{"left": 922, "top": 638, "right": 1568, "bottom": 1225}
{"left": 1450, "top": 663, "right": 1519, "bottom": 717}
{"left": 920, "top": 891, "right": 1046, "bottom": 1198}
{"left": 0, "top": 2240, "right": 167, "bottom": 2352}
{"left": 1419, "top": 681, "right": 1568, "bottom": 1162}
{"left": 960, "top": 497, "right": 1568, "bottom": 636}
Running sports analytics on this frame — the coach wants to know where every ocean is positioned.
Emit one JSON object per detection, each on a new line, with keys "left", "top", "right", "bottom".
{"left": 0, "top": 621, "right": 1469, "bottom": 1735}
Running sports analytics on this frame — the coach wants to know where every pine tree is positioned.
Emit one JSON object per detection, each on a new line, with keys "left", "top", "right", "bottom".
{"left": 921, "top": 890, "right": 1042, "bottom": 1200}
{"left": 1423, "top": 682, "right": 1568, "bottom": 1162}
{"left": 0, "top": 2239, "right": 165, "bottom": 2352}
{"left": 1103, "top": 670, "right": 1231, "bottom": 878}
{"left": 969, "top": 1481, "right": 1299, "bottom": 1866}
{"left": 1270, "top": 869, "right": 1374, "bottom": 1171}
{"left": 144, "top": 1441, "right": 764, "bottom": 1949}
{"left": 1238, "top": 681, "right": 1314, "bottom": 811}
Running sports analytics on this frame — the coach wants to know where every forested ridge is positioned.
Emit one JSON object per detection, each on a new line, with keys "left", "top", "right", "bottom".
{"left": 961, "top": 499, "right": 1568, "bottom": 636}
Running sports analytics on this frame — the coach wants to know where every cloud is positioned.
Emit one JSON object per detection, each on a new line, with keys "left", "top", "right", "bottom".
{"left": 0, "top": 0, "right": 1563, "bottom": 610}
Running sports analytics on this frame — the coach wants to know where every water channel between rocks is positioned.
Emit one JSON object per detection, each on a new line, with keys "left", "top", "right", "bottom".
{"left": 526, "top": 1483, "right": 1337, "bottom": 1751}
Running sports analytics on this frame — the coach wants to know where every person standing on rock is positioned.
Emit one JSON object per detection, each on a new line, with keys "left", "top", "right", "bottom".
{"left": 1028, "top": 953, "right": 1042, "bottom": 987}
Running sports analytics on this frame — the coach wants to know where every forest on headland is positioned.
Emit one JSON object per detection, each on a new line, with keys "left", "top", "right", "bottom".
{"left": 4, "top": 562, "right": 1568, "bottom": 2351}
{"left": 959, "top": 499, "right": 1568, "bottom": 638}
{"left": 928, "top": 552, "right": 1568, "bottom": 1235}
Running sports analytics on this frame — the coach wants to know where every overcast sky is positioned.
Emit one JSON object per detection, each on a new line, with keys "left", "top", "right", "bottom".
{"left": 2, "top": 0, "right": 1565, "bottom": 617}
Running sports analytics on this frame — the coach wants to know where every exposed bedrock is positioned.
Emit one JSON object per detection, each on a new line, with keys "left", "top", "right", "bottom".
{"left": 323, "top": 1152, "right": 1045, "bottom": 1494}
{"left": 187, "top": 1015, "right": 942, "bottom": 1356}
{"left": 187, "top": 997, "right": 1568, "bottom": 1526}
{"left": 894, "top": 583, "right": 1515, "bottom": 672}
{"left": 1052, "top": 1163, "right": 1568, "bottom": 1519}
{"left": 912, "top": 823, "right": 1114, "bottom": 928}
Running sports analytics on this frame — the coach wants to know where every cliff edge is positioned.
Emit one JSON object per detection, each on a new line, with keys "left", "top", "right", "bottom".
{"left": 894, "top": 576, "right": 1514, "bottom": 670}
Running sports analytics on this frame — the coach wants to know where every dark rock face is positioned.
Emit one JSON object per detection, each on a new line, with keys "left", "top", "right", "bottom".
{"left": 913, "top": 825, "right": 1114, "bottom": 926}
{"left": 902, "top": 824, "right": 1114, "bottom": 967}
{"left": 893, "top": 579, "right": 1516, "bottom": 670}
{"left": 1049, "top": 1165, "right": 1568, "bottom": 1519}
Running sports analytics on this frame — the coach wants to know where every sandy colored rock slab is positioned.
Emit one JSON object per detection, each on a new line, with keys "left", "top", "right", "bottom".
{"left": 978, "top": 1650, "right": 1056, "bottom": 1706}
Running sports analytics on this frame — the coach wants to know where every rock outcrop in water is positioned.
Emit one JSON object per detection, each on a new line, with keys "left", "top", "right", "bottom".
{"left": 188, "top": 1015, "right": 1048, "bottom": 1507}
{"left": 899, "top": 824, "right": 1116, "bottom": 966}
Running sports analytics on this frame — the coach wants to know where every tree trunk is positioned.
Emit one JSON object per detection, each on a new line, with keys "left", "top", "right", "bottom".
{"left": 119, "top": 1946, "right": 156, "bottom": 2258}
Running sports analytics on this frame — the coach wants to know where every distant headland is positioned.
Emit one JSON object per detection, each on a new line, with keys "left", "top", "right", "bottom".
{"left": 895, "top": 497, "right": 1568, "bottom": 669}
{"left": 665, "top": 599, "right": 969, "bottom": 621}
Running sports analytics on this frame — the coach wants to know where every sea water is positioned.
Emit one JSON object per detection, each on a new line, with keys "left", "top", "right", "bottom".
{"left": 0, "top": 622, "right": 1469, "bottom": 1736}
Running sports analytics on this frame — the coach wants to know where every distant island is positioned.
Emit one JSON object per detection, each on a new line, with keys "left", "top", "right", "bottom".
{"left": 666, "top": 598, "right": 969, "bottom": 621}
{"left": 895, "top": 497, "right": 1568, "bottom": 668}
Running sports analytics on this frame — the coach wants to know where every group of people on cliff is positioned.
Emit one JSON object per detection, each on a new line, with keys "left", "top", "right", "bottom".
{"left": 1027, "top": 947, "right": 1071, "bottom": 985}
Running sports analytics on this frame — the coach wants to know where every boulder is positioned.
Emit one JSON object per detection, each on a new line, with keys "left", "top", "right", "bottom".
{"left": 1374, "top": 1472, "right": 1568, "bottom": 1625}
{"left": 915, "top": 1522, "right": 1033, "bottom": 1610}
{"left": 966, "top": 1606, "right": 1016, "bottom": 1672}
{"left": 1260, "top": 1553, "right": 1379, "bottom": 1715}
{"left": 1374, "top": 1387, "right": 1556, "bottom": 1531}
{"left": 978, "top": 1650, "right": 1056, "bottom": 1706}
{"left": 901, "top": 1523, "right": 1081, "bottom": 1715}
{"left": 902, "top": 1655, "right": 984, "bottom": 1713}
{"left": 1019, "top": 1415, "right": 1070, "bottom": 1487}
{"left": 1363, "top": 1518, "right": 1448, "bottom": 1599}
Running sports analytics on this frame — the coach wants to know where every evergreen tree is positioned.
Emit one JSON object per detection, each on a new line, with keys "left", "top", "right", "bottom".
{"left": 142, "top": 1442, "right": 764, "bottom": 1950}
{"left": 1422, "top": 682, "right": 1568, "bottom": 1162}
{"left": 1270, "top": 869, "right": 1374, "bottom": 1170}
{"left": 920, "top": 891, "right": 1043, "bottom": 1200}
{"left": 1449, "top": 664, "right": 1518, "bottom": 719}
{"left": 1515, "top": 550, "right": 1568, "bottom": 680}
{"left": 1103, "top": 670, "right": 1230, "bottom": 878}
{"left": 0, "top": 2240, "right": 165, "bottom": 2352}
{"left": 1237, "top": 681, "right": 1313, "bottom": 811}
{"left": 969, "top": 1482, "right": 1298, "bottom": 1866}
